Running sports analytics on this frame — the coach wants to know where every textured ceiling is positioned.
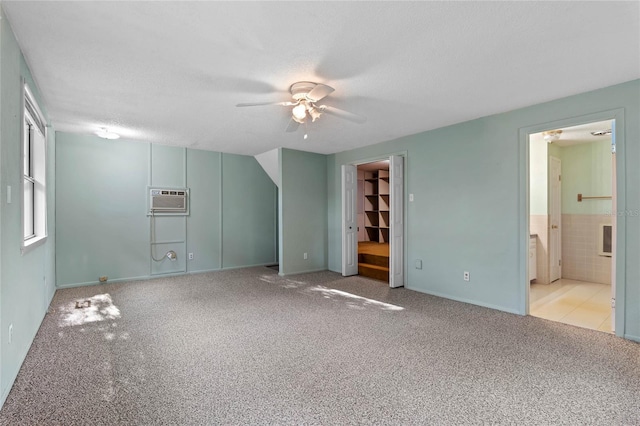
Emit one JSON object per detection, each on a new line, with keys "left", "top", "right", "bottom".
{"left": 531, "top": 120, "right": 613, "bottom": 147}
{"left": 3, "top": 1, "right": 639, "bottom": 156}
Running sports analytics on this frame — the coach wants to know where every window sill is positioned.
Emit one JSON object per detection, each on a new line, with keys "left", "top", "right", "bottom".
{"left": 21, "top": 235, "right": 47, "bottom": 255}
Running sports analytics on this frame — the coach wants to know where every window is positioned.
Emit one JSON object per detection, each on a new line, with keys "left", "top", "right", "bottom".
{"left": 22, "top": 85, "right": 47, "bottom": 251}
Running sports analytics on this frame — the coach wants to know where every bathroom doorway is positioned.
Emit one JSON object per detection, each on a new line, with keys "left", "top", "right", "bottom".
{"left": 528, "top": 119, "right": 616, "bottom": 333}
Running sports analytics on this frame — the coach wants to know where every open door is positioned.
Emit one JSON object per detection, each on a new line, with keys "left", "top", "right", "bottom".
{"left": 611, "top": 124, "right": 617, "bottom": 332}
{"left": 549, "top": 156, "right": 562, "bottom": 282}
{"left": 342, "top": 164, "right": 358, "bottom": 276}
{"left": 389, "top": 155, "right": 404, "bottom": 288}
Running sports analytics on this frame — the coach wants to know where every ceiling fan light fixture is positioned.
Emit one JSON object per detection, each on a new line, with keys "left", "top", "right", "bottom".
{"left": 308, "top": 107, "right": 322, "bottom": 122}
{"left": 292, "top": 103, "right": 307, "bottom": 122}
{"left": 542, "top": 129, "right": 562, "bottom": 143}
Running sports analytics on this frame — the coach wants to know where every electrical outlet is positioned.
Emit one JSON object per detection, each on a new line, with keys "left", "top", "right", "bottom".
{"left": 409, "top": 193, "right": 414, "bottom": 202}
{"left": 8, "top": 324, "right": 13, "bottom": 344}
{"left": 99, "top": 276, "right": 108, "bottom": 283}
{"left": 463, "top": 271, "right": 470, "bottom": 282}
{"left": 188, "top": 252, "right": 194, "bottom": 260}
{"left": 303, "top": 252, "right": 308, "bottom": 260}
{"left": 415, "top": 259, "right": 422, "bottom": 269}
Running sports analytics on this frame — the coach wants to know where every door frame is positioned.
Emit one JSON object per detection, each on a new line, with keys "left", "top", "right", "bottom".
{"left": 341, "top": 151, "right": 408, "bottom": 288}
{"left": 519, "top": 109, "right": 626, "bottom": 337}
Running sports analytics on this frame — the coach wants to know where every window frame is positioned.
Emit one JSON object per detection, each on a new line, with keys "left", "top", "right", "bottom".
{"left": 21, "top": 83, "right": 48, "bottom": 254}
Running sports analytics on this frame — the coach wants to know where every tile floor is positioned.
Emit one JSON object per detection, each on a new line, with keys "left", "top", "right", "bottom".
{"left": 530, "top": 279, "right": 613, "bottom": 333}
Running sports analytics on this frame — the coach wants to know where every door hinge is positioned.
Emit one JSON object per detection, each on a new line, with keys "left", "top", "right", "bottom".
{"left": 559, "top": 259, "right": 562, "bottom": 266}
{"left": 612, "top": 144, "right": 616, "bottom": 154}
{"left": 559, "top": 175, "right": 561, "bottom": 181}
{"left": 611, "top": 298, "right": 616, "bottom": 308}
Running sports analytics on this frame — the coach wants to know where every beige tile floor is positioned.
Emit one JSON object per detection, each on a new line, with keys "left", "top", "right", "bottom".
{"left": 530, "top": 279, "right": 613, "bottom": 333}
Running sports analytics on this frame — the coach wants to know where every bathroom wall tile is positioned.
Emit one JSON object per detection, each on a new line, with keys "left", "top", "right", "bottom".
{"left": 561, "top": 214, "right": 612, "bottom": 284}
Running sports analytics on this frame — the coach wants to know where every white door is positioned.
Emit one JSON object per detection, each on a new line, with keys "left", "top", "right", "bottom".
{"left": 342, "top": 164, "right": 358, "bottom": 276}
{"left": 549, "top": 156, "right": 562, "bottom": 282}
{"left": 389, "top": 155, "right": 404, "bottom": 288}
{"left": 611, "top": 133, "right": 616, "bottom": 332}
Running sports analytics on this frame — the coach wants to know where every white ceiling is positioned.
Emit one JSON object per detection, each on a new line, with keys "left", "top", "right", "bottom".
{"left": 3, "top": 1, "right": 639, "bottom": 156}
{"left": 531, "top": 119, "right": 613, "bottom": 147}
{"left": 358, "top": 160, "right": 389, "bottom": 172}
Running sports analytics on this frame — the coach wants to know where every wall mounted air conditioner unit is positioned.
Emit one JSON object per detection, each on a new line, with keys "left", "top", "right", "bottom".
{"left": 150, "top": 188, "right": 188, "bottom": 213}
{"left": 598, "top": 223, "right": 612, "bottom": 257}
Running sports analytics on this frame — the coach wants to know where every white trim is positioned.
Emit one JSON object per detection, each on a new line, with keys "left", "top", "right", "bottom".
{"left": 20, "top": 81, "right": 48, "bottom": 255}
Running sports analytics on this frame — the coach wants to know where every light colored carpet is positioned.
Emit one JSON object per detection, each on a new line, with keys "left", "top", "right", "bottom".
{"left": 0, "top": 267, "right": 638, "bottom": 425}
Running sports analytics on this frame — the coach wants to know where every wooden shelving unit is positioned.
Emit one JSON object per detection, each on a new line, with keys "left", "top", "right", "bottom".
{"left": 363, "top": 169, "right": 390, "bottom": 243}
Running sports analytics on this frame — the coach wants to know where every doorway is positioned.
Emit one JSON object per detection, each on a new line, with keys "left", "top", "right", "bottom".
{"left": 527, "top": 120, "right": 616, "bottom": 333}
{"left": 342, "top": 155, "right": 404, "bottom": 288}
{"left": 358, "top": 161, "right": 390, "bottom": 282}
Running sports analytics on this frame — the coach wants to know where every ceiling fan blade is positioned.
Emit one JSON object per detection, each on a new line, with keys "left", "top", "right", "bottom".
{"left": 305, "top": 84, "right": 335, "bottom": 102}
{"left": 236, "top": 101, "right": 297, "bottom": 107}
{"left": 318, "top": 105, "right": 366, "bottom": 124}
{"left": 285, "top": 118, "right": 300, "bottom": 133}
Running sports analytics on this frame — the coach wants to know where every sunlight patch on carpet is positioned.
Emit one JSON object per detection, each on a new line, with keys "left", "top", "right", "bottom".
{"left": 308, "top": 286, "right": 404, "bottom": 311}
{"left": 259, "top": 274, "right": 307, "bottom": 288}
{"left": 58, "top": 294, "right": 121, "bottom": 327}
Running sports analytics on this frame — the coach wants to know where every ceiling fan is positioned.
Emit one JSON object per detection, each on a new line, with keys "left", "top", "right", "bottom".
{"left": 236, "top": 81, "right": 366, "bottom": 133}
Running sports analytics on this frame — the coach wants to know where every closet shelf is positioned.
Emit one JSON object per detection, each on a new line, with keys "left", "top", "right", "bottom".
{"left": 361, "top": 168, "right": 390, "bottom": 243}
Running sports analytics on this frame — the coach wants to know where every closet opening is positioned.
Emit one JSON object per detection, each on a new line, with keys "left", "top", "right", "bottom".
{"left": 357, "top": 161, "right": 391, "bottom": 282}
{"left": 342, "top": 155, "right": 404, "bottom": 288}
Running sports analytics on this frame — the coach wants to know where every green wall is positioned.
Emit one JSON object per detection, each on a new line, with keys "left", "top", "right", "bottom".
{"left": 328, "top": 80, "right": 640, "bottom": 341}
{"left": 221, "top": 153, "right": 278, "bottom": 269}
{"left": 56, "top": 133, "right": 277, "bottom": 287}
{"left": 186, "top": 149, "right": 221, "bottom": 272}
{"left": 56, "top": 134, "right": 150, "bottom": 285}
{"left": 0, "top": 11, "right": 56, "bottom": 406}
{"left": 279, "top": 148, "right": 328, "bottom": 275}
{"left": 559, "top": 140, "right": 612, "bottom": 215}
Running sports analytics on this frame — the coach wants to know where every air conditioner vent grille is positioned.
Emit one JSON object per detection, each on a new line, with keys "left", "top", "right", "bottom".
{"left": 150, "top": 188, "right": 188, "bottom": 212}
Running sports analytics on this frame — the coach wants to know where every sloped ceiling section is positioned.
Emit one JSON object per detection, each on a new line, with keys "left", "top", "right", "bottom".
{"left": 3, "top": 1, "right": 639, "bottom": 155}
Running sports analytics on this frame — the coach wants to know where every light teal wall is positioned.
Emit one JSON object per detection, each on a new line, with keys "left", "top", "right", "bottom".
{"left": 279, "top": 148, "right": 327, "bottom": 275}
{"left": 221, "top": 153, "right": 277, "bottom": 269}
{"left": 0, "top": 11, "right": 56, "bottom": 406}
{"left": 56, "top": 134, "right": 150, "bottom": 285}
{"left": 186, "top": 149, "right": 221, "bottom": 272}
{"left": 328, "top": 80, "right": 640, "bottom": 341}
{"left": 559, "top": 141, "right": 612, "bottom": 215}
{"left": 150, "top": 145, "right": 187, "bottom": 276}
{"left": 56, "top": 134, "right": 277, "bottom": 287}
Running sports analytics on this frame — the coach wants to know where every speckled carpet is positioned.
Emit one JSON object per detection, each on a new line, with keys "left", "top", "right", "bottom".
{"left": 0, "top": 267, "right": 638, "bottom": 425}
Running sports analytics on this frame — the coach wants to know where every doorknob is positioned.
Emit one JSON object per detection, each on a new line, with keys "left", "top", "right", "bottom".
{"left": 551, "top": 225, "right": 558, "bottom": 229}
